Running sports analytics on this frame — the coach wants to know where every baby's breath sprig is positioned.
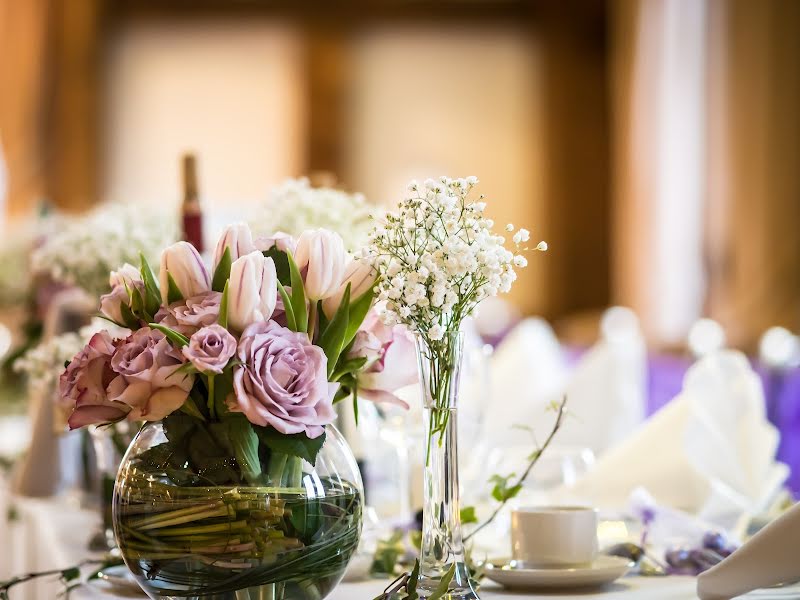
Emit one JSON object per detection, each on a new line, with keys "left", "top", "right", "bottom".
{"left": 367, "top": 176, "right": 545, "bottom": 451}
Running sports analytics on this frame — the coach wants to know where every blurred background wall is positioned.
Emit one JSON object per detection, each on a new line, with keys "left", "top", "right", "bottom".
{"left": 0, "top": 0, "right": 798, "bottom": 352}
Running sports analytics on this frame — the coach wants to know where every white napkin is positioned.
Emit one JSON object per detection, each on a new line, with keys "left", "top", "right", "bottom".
{"left": 12, "top": 288, "right": 95, "bottom": 497}
{"left": 563, "top": 350, "right": 788, "bottom": 531}
{"left": 482, "top": 317, "right": 569, "bottom": 448}
{"left": 557, "top": 307, "right": 647, "bottom": 454}
{"left": 698, "top": 501, "right": 800, "bottom": 600}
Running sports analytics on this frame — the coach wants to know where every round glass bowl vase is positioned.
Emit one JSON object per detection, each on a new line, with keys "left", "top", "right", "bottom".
{"left": 113, "top": 420, "right": 363, "bottom": 600}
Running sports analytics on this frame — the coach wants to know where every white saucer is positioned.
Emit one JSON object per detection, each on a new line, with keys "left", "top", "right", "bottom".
{"left": 95, "top": 565, "right": 147, "bottom": 596}
{"left": 483, "top": 555, "right": 634, "bottom": 590}
{"left": 743, "top": 581, "right": 800, "bottom": 598}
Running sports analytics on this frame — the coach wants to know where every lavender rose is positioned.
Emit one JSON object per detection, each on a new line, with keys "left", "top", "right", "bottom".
{"left": 183, "top": 324, "right": 237, "bottom": 374}
{"left": 59, "top": 331, "right": 131, "bottom": 429}
{"left": 171, "top": 292, "right": 222, "bottom": 330}
{"left": 154, "top": 291, "right": 221, "bottom": 336}
{"left": 107, "top": 328, "right": 194, "bottom": 421}
{"left": 230, "top": 321, "right": 335, "bottom": 438}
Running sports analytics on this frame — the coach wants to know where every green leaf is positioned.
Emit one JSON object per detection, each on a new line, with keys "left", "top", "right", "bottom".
{"left": 277, "top": 280, "right": 296, "bottom": 331}
{"left": 332, "top": 384, "right": 351, "bottom": 404}
{"left": 166, "top": 273, "right": 184, "bottom": 304}
{"left": 460, "top": 506, "right": 478, "bottom": 525}
{"left": 428, "top": 563, "right": 457, "bottom": 600}
{"left": 263, "top": 246, "right": 291, "bottom": 285}
{"left": 212, "top": 371, "right": 234, "bottom": 418}
{"left": 61, "top": 567, "right": 80, "bottom": 582}
{"left": 318, "top": 283, "right": 350, "bottom": 378}
{"left": 148, "top": 323, "right": 190, "bottom": 348}
{"left": 289, "top": 492, "right": 323, "bottom": 543}
{"left": 218, "top": 281, "right": 229, "bottom": 328}
{"left": 179, "top": 397, "right": 205, "bottom": 420}
{"left": 407, "top": 560, "right": 421, "bottom": 600}
{"left": 489, "top": 473, "right": 522, "bottom": 502}
{"left": 119, "top": 302, "right": 140, "bottom": 330}
{"left": 129, "top": 284, "right": 145, "bottom": 316}
{"left": 139, "top": 252, "right": 162, "bottom": 315}
{"left": 226, "top": 417, "right": 261, "bottom": 485}
{"left": 168, "top": 362, "right": 197, "bottom": 380}
{"left": 211, "top": 246, "right": 232, "bottom": 293}
{"left": 370, "top": 530, "right": 406, "bottom": 577}
{"left": 255, "top": 426, "right": 326, "bottom": 465}
{"left": 331, "top": 356, "right": 367, "bottom": 382}
{"left": 344, "top": 287, "right": 374, "bottom": 346}
{"left": 286, "top": 252, "right": 308, "bottom": 332}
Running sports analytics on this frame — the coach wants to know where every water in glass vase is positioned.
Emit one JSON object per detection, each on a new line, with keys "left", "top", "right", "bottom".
{"left": 113, "top": 420, "right": 363, "bottom": 600}
{"left": 416, "top": 332, "right": 480, "bottom": 600}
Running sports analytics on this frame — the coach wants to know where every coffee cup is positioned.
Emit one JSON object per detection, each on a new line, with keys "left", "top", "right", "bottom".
{"left": 510, "top": 506, "right": 598, "bottom": 568}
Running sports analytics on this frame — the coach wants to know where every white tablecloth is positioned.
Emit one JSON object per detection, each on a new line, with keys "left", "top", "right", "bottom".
{"left": 0, "top": 488, "right": 701, "bottom": 600}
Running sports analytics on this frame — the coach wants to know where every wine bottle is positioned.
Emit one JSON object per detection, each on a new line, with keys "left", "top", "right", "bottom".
{"left": 180, "top": 153, "right": 204, "bottom": 253}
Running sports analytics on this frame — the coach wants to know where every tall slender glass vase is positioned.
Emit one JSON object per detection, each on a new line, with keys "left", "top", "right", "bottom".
{"left": 415, "top": 332, "right": 480, "bottom": 600}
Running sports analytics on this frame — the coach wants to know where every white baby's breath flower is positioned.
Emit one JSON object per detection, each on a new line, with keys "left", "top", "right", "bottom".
{"left": 428, "top": 324, "right": 444, "bottom": 341}
{"left": 505, "top": 224, "right": 514, "bottom": 232}
{"left": 513, "top": 228, "right": 530, "bottom": 244}
{"left": 536, "top": 241, "right": 548, "bottom": 251}
{"left": 367, "top": 176, "right": 544, "bottom": 349}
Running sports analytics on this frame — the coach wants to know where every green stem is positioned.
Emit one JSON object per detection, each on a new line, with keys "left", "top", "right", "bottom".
{"left": 308, "top": 301, "right": 318, "bottom": 341}
{"left": 267, "top": 453, "right": 288, "bottom": 486}
{"left": 207, "top": 375, "right": 217, "bottom": 420}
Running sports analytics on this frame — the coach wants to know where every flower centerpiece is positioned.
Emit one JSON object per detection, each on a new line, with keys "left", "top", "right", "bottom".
{"left": 58, "top": 222, "right": 401, "bottom": 600}
{"left": 368, "top": 176, "right": 546, "bottom": 599}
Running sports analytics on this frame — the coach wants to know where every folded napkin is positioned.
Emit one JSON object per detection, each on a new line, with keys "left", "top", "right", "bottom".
{"left": 482, "top": 317, "right": 569, "bottom": 448}
{"left": 558, "top": 307, "right": 648, "bottom": 454}
{"left": 12, "top": 288, "right": 95, "bottom": 497}
{"left": 698, "top": 501, "right": 800, "bottom": 600}
{"left": 564, "top": 350, "right": 788, "bottom": 531}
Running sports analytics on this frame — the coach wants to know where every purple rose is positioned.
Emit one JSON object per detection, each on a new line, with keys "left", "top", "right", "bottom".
{"left": 154, "top": 291, "right": 221, "bottom": 336}
{"left": 349, "top": 309, "right": 417, "bottom": 408}
{"left": 59, "top": 331, "right": 131, "bottom": 429}
{"left": 171, "top": 292, "right": 222, "bottom": 331}
{"left": 107, "top": 328, "right": 194, "bottom": 421}
{"left": 183, "top": 324, "right": 237, "bottom": 374}
{"left": 230, "top": 321, "right": 335, "bottom": 438}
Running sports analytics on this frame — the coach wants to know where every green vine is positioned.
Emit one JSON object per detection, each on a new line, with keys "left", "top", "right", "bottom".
{"left": 0, "top": 557, "right": 123, "bottom": 600}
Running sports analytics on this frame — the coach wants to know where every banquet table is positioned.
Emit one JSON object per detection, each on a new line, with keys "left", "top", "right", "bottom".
{"left": 0, "top": 488, "right": 704, "bottom": 600}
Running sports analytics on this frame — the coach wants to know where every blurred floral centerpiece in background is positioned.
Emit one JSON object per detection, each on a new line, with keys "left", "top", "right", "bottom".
{"left": 31, "top": 203, "right": 176, "bottom": 299}
{"left": 250, "top": 177, "right": 380, "bottom": 252}
{"left": 57, "top": 221, "right": 413, "bottom": 600}
{"left": 367, "top": 176, "right": 545, "bottom": 599}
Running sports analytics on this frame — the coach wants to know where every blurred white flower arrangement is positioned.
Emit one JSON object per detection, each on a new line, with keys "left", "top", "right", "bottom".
{"left": 14, "top": 319, "right": 127, "bottom": 394}
{"left": 250, "top": 178, "right": 380, "bottom": 251}
{"left": 0, "top": 224, "right": 36, "bottom": 308}
{"left": 31, "top": 203, "right": 177, "bottom": 298}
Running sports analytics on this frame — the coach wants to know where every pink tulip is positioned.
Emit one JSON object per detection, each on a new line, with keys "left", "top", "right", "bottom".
{"left": 228, "top": 251, "right": 277, "bottom": 332}
{"left": 213, "top": 223, "right": 257, "bottom": 269}
{"left": 294, "top": 229, "right": 347, "bottom": 301}
{"left": 322, "top": 258, "right": 376, "bottom": 318}
{"left": 159, "top": 242, "right": 211, "bottom": 304}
